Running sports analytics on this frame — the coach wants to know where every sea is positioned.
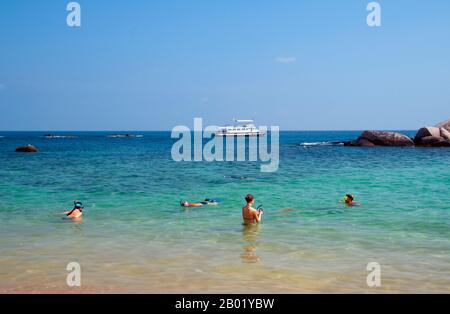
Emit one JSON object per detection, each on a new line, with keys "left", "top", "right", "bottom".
{"left": 0, "top": 131, "right": 449, "bottom": 293}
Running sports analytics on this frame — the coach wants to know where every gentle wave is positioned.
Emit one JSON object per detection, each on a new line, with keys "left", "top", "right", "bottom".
{"left": 299, "top": 141, "right": 344, "bottom": 146}
{"left": 107, "top": 134, "right": 144, "bottom": 138}
{"left": 43, "top": 135, "right": 78, "bottom": 139}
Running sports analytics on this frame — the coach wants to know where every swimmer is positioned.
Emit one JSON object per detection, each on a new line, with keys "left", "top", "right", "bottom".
{"left": 242, "top": 194, "right": 263, "bottom": 225}
{"left": 64, "top": 201, "right": 84, "bottom": 218}
{"left": 180, "top": 198, "right": 219, "bottom": 208}
{"left": 341, "top": 194, "right": 361, "bottom": 206}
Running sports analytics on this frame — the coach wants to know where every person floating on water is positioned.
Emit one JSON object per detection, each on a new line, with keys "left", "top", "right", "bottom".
{"left": 180, "top": 198, "right": 219, "bottom": 208}
{"left": 64, "top": 201, "right": 84, "bottom": 218}
{"left": 242, "top": 194, "right": 263, "bottom": 225}
{"left": 341, "top": 194, "right": 361, "bottom": 206}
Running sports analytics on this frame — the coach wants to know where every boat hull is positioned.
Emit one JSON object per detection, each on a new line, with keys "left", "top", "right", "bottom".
{"left": 215, "top": 132, "right": 265, "bottom": 137}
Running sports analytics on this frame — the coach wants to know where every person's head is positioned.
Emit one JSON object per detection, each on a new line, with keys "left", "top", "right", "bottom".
{"left": 74, "top": 201, "right": 83, "bottom": 211}
{"left": 180, "top": 200, "right": 189, "bottom": 207}
{"left": 344, "top": 194, "right": 354, "bottom": 204}
{"left": 67, "top": 201, "right": 83, "bottom": 216}
{"left": 245, "top": 194, "right": 254, "bottom": 205}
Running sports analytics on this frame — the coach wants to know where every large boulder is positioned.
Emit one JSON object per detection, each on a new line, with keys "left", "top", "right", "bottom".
{"left": 358, "top": 130, "right": 414, "bottom": 147}
{"left": 15, "top": 144, "right": 39, "bottom": 153}
{"left": 418, "top": 136, "right": 442, "bottom": 146}
{"left": 414, "top": 126, "right": 441, "bottom": 145}
{"left": 344, "top": 131, "right": 413, "bottom": 147}
{"left": 418, "top": 136, "right": 450, "bottom": 147}
{"left": 345, "top": 119, "right": 450, "bottom": 148}
{"left": 440, "top": 127, "right": 450, "bottom": 140}
{"left": 414, "top": 124, "right": 450, "bottom": 146}
{"left": 435, "top": 119, "right": 450, "bottom": 131}
{"left": 434, "top": 140, "right": 450, "bottom": 147}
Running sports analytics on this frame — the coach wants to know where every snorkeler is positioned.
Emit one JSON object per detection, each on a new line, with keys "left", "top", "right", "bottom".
{"left": 180, "top": 198, "right": 219, "bottom": 208}
{"left": 64, "top": 201, "right": 84, "bottom": 218}
{"left": 242, "top": 194, "right": 263, "bottom": 225}
{"left": 341, "top": 194, "right": 361, "bottom": 206}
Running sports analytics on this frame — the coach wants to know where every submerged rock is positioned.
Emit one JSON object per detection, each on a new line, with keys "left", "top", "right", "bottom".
{"left": 344, "top": 138, "right": 375, "bottom": 147}
{"left": 15, "top": 144, "right": 39, "bottom": 153}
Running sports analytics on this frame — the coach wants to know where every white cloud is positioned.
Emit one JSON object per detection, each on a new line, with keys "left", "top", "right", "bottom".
{"left": 275, "top": 57, "right": 296, "bottom": 64}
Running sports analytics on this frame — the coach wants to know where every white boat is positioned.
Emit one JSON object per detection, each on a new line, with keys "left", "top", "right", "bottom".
{"left": 215, "top": 119, "right": 265, "bottom": 137}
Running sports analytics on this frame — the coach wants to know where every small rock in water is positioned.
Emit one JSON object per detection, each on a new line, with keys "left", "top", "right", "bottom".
{"left": 344, "top": 138, "right": 375, "bottom": 147}
{"left": 15, "top": 144, "right": 39, "bottom": 153}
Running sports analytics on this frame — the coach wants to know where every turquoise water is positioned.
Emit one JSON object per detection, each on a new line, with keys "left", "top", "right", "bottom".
{"left": 0, "top": 131, "right": 449, "bottom": 293}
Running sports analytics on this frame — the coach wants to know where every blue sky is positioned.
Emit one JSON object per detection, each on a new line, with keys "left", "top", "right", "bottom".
{"left": 0, "top": 0, "right": 449, "bottom": 130}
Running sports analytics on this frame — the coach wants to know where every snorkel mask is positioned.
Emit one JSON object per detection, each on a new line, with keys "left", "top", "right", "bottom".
{"left": 180, "top": 201, "right": 189, "bottom": 207}
{"left": 74, "top": 201, "right": 84, "bottom": 210}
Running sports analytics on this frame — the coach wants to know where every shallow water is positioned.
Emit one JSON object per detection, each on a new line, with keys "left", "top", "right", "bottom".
{"left": 0, "top": 131, "right": 449, "bottom": 293}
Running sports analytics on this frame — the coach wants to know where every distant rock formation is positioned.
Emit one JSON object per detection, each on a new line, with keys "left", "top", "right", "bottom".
{"left": 344, "top": 131, "right": 414, "bottom": 147}
{"left": 344, "top": 119, "right": 450, "bottom": 148}
{"left": 414, "top": 120, "right": 450, "bottom": 147}
{"left": 440, "top": 127, "right": 450, "bottom": 140}
{"left": 15, "top": 144, "right": 39, "bottom": 152}
{"left": 435, "top": 119, "right": 450, "bottom": 131}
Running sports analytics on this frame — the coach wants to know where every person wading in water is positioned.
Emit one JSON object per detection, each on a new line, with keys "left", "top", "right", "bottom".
{"left": 242, "top": 194, "right": 263, "bottom": 225}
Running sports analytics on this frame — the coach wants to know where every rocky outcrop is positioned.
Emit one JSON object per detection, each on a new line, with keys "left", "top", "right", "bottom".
{"left": 414, "top": 120, "right": 450, "bottom": 147}
{"left": 435, "top": 119, "right": 450, "bottom": 131}
{"left": 15, "top": 144, "right": 39, "bottom": 153}
{"left": 344, "top": 119, "right": 450, "bottom": 148}
{"left": 414, "top": 127, "right": 440, "bottom": 145}
{"left": 416, "top": 136, "right": 450, "bottom": 147}
{"left": 414, "top": 126, "right": 441, "bottom": 139}
{"left": 344, "top": 137, "right": 375, "bottom": 147}
{"left": 344, "top": 131, "right": 414, "bottom": 147}
{"left": 439, "top": 127, "right": 450, "bottom": 140}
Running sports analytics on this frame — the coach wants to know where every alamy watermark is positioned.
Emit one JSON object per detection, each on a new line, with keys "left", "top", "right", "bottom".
{"left": 367, "top": 2, "right": 381, "bottom": 27}
{"left": 66, "top": 2, "right": 81, "bottom": 27}
{"left": 366, "top": 262, "right": 381, "bottom": 287}
{"left": 171, "top": 118, "right": 279, "bottom": 172}
{"left": 66, "top": 261, "right": 81, "bottom": 287}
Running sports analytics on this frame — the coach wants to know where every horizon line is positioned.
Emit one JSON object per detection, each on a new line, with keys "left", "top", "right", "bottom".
{"left": 0, "top": 129, "right": 419, "bottom": 132}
